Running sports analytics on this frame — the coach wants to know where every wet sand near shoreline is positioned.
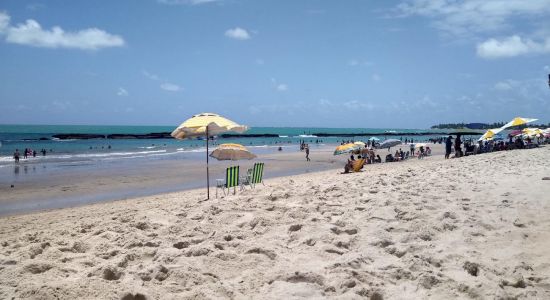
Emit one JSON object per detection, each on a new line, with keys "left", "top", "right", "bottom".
{"left": 1, "top": 144, "right": 439, "bottom": 216}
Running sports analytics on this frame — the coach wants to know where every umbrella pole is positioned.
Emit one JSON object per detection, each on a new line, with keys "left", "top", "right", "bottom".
{"left": 206, "top": 126, "right": 210, "bottom": 200}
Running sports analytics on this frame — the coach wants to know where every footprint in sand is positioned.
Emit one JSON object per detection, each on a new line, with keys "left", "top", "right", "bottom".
{"left": 121, "top": 293, "right": 147, "bottom": 300}
{"left": 330, "top": 227, "right": 358, "bottom": 235}
{"left": 246, "top": 247, "right": 277, "bottom": 260}
{"left": 288, "top": 224, "right": 303, "bottom": 232}
{"left": 102, "top": 266, "right": 123, "bottom": 281}
{"left": 23, "top": 262, "right": 52, "bottom": 274}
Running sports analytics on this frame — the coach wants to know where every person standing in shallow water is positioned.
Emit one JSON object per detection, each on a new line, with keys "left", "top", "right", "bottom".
{"left": 14, "top": 149, "right": 20, "bottom": 163}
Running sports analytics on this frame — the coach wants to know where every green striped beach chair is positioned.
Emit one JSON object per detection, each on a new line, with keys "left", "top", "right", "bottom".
{"left": 216, "top": 166, "right": 239, "bottom": 197}
{"left": 240, "top": 163, "right": 265, "bottom": 189}
{"left": 250, "top": 162, "right": 265, "bottom": 188}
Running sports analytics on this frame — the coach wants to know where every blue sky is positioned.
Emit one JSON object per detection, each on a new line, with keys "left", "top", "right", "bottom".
{"left": 0, "top": 0, "right": 549, "bottom": 128}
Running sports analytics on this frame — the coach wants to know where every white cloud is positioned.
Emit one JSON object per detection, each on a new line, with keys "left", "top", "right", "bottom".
{"left": 225, "top": 27, "right": 251, "bottom": 40}
{"left": 26, "top": 3, "right": 45, "bottom": 11}
{"left": 347, "top": 59, "right": 373, "bottom": 67}
{"left": 142, "top": 70, "right": 160, "bottom": 81}
{"left": 157, "top": 0, "right": 219, "bottom": 5}
{"left": 396, "top": 0, "right": 550, "bottom": 37}
{"left": 343, "top": 100, "right": 375, "bottom": 110}
{"left": 117, "top": 87, "right": 129, "bottom": 96}
{"left": 0, "top": 12, "right": 10, "bottom": 33}
{"left": 476, "top": 35, "right": 550, "bottom": 59}
{"left": 0, "top": 11, "right": 124, "bottom": 50}
{"left": 276, "top": 84, "right": 288, "bottom": 91}
{"left": 270, "top": 78, "right": 288, "bottom": 91}
{"left": 51, "top": 100, "right": 71, "bottom": 111}
{"left": 143, "top": 70, "right": 183, "bottom": 92}
{"left": 160, "top": 83, "right": 182, "bottom": 92}
{"left": 494, "top": 81, "right": 513, "bottom": 91}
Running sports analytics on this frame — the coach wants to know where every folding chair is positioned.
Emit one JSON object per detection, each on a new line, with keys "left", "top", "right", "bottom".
{"left": 216, "top": 166, "right": 239, "bottom": 197}
{"left": 250, "top": 162, "right": 265, "bottom": 188}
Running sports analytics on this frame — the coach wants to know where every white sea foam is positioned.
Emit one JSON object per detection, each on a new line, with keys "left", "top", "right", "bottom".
{"left": 295, "top": 134, "right": 318, "bottom": 138}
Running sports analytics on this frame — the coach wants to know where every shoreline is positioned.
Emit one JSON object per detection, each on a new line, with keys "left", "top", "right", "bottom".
{"left": 0, "top": 146, "right": 548, "bottom": 298}
{"left": 0, "top": 143, "right": 444, "bottom": 217}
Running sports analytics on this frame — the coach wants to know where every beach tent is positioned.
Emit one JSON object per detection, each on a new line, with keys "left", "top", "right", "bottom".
{"left": 171, "top": 113, "right": 248, "bottom": 199}
{"left": 501, "top": 117, "right": 538, "bottom": 129}
{"left": 478, "top": 128, "right": 503, "bottom": 141}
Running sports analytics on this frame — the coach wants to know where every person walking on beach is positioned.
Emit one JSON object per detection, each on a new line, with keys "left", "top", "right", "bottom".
{"left": 409, "top": 142, "right": 415, "bottom": 156}
{"left": 305, "top": 145, "right": 310, "bottom": 161}
{"left": 14, "top": 149, "right": 20, "bottom": 163}
{"left": 445, "top": 136, "right": 452, "bottom": 159}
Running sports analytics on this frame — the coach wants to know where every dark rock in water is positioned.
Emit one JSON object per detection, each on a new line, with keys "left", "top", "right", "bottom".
{"left": 52, "top": 134, "right": 105, "bottom": 140}
{"left": 39, "top": 137, "right": 50, "bottom": 141}
{"left": 51, "top": 132, "right": 173, "bottom": 140}
{"left": 107, "top": 132, "right": 172, "bottom": 139}
{"left": 221, "top": 133, "right": 279, "bottom": 138}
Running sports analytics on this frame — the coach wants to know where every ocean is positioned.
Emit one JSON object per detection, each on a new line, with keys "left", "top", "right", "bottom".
{"left": 0, "top": 124, "right": 454, "bottom": 167}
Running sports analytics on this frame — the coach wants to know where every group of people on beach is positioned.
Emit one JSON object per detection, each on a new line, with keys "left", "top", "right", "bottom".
{"left": 13, "top": 148, "right": 48, "bottom": 163}
{"left": 444, "top": 133, "right": 548, "bottom": 159}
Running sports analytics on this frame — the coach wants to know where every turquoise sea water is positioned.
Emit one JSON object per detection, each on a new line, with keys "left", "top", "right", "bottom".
{"left": 0, "top": 124, "right": 454, "bottom": 166}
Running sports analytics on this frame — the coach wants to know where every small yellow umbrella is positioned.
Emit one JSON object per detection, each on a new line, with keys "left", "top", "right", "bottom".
{"left": 210, "top": 143, "right": 256, "bottom": 160}
{"left": 354, "top": 141, "right": 366, "bottom": 148}
{"left": 478, "top": 128, "right": 503, "bottom": 141}
{"left": 334, "top": 143, "right": 362, "bottom": 155}
{"left": 501, "top": 117, "right": 538, "bottom": 129}
{"left": 522, "top": 128, "right": 543, "bottom": 137}
{"left": 171, "top": 113, "right": 248, "bottom": 199}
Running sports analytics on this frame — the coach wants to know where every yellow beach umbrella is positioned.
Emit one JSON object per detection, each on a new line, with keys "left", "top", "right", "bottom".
{"left": 210, "top": 143, "right": 256, "bottom": 161}
{"left": 171, "top": 113, "right": 248, "bottom": 139}
{"left": 522, "top": 128, "right": 543, "bottom": 137}
{"left": 171, "top": 113, "right": 248, "bottom": 199}
{"left": 334, "top": 143, "right": 362, "bottom": 155}
{"left": 478, "top": 128, "right": 503, "bottom": 141}
{"left": 354, "top": 141, "right": 366, "bottom": 148}
{"left": 501, "top": 117, "right": 538, "bottom": 129}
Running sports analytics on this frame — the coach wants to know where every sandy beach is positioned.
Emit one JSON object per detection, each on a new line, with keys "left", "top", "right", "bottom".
{"left": 1, "top": 143, "right": 436, "bottom": 216}
{"left": 1, "top": 146, "right": 549, "bottom": 299}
